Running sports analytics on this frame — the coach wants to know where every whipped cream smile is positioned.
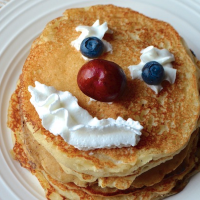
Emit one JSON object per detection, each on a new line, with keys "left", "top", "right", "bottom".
{"left": 128, "top": 46, "right": 176, "bottom": 94}
{"left": 28, "top": 81, "right": 143, "bottom": 151}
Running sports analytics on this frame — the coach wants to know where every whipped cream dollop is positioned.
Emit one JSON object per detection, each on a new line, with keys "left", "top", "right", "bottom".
{"left": 128, "top": 46, "right": 176, "bottom": 94}
{"left": 28, "top": 81, "right": 143, "bottom": 151}
{"left": 71, "top": 20, "right": 113, "bottom": 60}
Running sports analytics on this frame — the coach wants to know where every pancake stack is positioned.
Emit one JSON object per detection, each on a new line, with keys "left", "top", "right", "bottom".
{"left": 7, "top": 5, "right": 200, "bottom": 200}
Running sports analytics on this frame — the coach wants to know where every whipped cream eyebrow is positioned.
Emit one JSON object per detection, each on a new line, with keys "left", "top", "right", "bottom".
{"left": 71, "top": 20, "right": 113, "bottom": 60}
{"left": 128, "top": 46, "right": 176, "bottom": 94}
{"left": 28, "top": 81, "right": 143, "bottom": 151}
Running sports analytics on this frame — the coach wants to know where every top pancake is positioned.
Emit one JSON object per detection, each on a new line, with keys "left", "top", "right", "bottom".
{"left": 20, "top": 5, "right": 200, "bottom": 177}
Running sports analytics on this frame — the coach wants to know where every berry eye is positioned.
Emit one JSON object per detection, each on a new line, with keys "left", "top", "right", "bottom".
{"left": 142, "top": 61, "right": 164, "bottom": 85}
{"left": 80, "top": 37, "right": 104, "bottom": 58}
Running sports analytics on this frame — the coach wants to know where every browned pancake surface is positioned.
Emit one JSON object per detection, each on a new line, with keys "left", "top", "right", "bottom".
{"left": 18, "top": 5, "right": 200, "bottom": 175}
{"left": 7, "top": 82, "right": 200, "bottom": 200}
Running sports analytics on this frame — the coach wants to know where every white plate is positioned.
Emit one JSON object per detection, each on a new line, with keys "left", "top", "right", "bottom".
{"left": 0, "top": 0, "right": 200, "bottom": 199}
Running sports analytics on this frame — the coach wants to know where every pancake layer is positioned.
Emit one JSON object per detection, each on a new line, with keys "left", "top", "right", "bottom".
{"left": 7, "top": 85, "right": 200, "bottom": 199}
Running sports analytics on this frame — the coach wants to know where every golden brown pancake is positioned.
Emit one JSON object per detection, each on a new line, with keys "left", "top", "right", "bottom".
{"left": 7, "top": 4, "right": 200, "bottom": 200}
{"left": 7, "top": 84, "right": 200, "bottom": 199}
{"left": 19, "top": 5, "right": 200, "bottom": 178}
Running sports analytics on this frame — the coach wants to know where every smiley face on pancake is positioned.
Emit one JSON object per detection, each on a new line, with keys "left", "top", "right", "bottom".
{"left": 7, "top": 4, "right": 200, "bottom": 200}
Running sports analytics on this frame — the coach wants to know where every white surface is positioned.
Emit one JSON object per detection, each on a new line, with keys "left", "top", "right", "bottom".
{"left": 0, "top": 0, "right": 200, "bottom": 199}
{"left": 0, "top": 0, "right": 10, "bottom": 8}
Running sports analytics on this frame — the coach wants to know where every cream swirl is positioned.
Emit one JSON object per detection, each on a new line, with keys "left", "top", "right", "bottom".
{"left": 71, "top": 20, "right": 113, "bottom": 60}
{"left": 28, "top": 81, "right": 143, "bottom": 151}
{"left": 128, "top": 46, "right": 176, "bottom": 94}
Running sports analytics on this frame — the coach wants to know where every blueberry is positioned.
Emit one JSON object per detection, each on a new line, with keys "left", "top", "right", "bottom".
{"left": 142, "top": 61, "right": 164, "bottom": 85}
{"left": 80, "top": 37, "right": 104, "bottom": 58}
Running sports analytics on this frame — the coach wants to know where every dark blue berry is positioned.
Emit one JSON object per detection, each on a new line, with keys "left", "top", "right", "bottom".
{"left": 142, "top": 61, "right": 164, "bottom": 85}
{"left": 80, "top": 37, "right": 104, "bottom": 58}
